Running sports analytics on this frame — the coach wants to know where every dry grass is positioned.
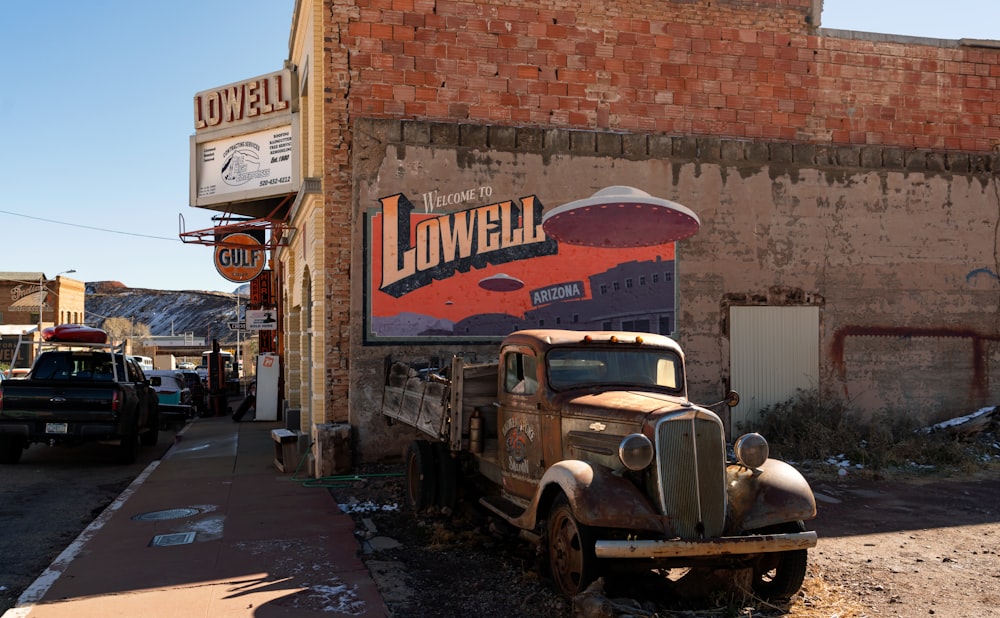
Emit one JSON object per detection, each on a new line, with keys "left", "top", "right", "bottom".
{"left": 783, "top": 570, "right": 870, "bottom": 618}
{"left": 750, "top": 389, "right": 999, "bottom": 476}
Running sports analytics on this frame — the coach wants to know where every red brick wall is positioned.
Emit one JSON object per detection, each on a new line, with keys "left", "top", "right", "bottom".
{"left": 339, "top": 0, "right": 999, "bottom": 152}
{"left": 321, "top": 0, "right": 1000, "bottom": 431}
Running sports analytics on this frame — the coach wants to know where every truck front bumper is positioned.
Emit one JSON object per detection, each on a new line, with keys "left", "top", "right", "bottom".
{"left": 594, "top": 531, "right": 817, "bottom": 559}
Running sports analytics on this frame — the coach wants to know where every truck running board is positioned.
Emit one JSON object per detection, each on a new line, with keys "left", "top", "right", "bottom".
{"left": 479, "top": 495, "right": 527, "bottom": 525}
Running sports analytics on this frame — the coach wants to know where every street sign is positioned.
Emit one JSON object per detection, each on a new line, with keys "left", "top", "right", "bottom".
{"left": 228, "top": 321, "right": 247, "bottom": 331}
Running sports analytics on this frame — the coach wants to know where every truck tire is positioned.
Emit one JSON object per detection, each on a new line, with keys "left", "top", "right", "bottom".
{"left": 405, "top": 440, "right": 437, "bottom": 511}
{"left": 140, "top": 409, "right": 159, "bottom": 446}
{"left": 433, "top": 442, "right": 458, "bottom": 511}
{"left": 117, "top": 423, "right": 139, "bottom": 464}
{"left": 750, "top": 520, "right": 809, "bottom": 600}
{"left": 546, "top": 494, "right": 599, "bottom": 597}
{"left": 0, "top": 435, "right": 24, "bottom": 464}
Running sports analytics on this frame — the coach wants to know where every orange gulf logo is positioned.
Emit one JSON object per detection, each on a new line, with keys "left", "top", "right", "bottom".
{"left": 215, "top": 233, "right": 266, "bottom": 282}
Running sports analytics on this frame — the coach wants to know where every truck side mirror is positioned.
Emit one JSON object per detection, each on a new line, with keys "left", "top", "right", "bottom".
{"left": 150, "top": 376, "right": 161, "bottom": 387}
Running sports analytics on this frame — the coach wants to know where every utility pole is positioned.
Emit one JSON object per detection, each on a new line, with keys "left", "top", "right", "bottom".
{"left": 38, "top": 269, "right": 76, "bottom": 334}
{"left": 235, "top": 294, "right": 241, "bottom": 383}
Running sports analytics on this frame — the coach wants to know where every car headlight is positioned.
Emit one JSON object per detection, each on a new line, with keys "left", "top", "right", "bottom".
{"left": 618, "top": 433, "right": 654, "bottom": 471}
{"left": 734, "top": 432, "right": 769, "bottom": 470}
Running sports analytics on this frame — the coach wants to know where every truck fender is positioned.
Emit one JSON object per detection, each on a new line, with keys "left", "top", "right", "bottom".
{"left": 512, "top": 460, "right": 663, "bottom": 533}
{"left": 727, "top": 458, "right": 817, "bottom": 532}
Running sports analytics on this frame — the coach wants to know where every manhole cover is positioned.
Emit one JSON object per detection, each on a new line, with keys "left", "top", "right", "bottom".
{"left": 150, "top": 532, "right": 196, "bottom": 547}
{"left": 132, "top": 507, "right": 201, "bottom": 521}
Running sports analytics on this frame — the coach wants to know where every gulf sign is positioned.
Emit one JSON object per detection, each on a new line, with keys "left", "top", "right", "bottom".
{"left": 215, "top": 233, "right": 266, "bottom": 283}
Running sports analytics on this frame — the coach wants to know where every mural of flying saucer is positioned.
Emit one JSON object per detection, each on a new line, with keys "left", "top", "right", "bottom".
{"left": 542, "top": 185, "right": 700, "bottom": 248}
{"left": 478, "top": 273, "right": 525, "bottom": 292}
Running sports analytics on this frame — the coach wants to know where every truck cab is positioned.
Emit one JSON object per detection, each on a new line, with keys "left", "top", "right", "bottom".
{"left": 494, "top": 330, "right": 686, "bottom": 503}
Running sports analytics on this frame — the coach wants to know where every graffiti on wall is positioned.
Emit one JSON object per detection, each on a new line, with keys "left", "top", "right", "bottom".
{"left": 365, "top": 187, "right": 682, "bottom": 342}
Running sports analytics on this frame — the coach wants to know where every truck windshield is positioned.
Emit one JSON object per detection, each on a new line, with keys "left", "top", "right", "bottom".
{"left": 547, "top": 347, "right": 683, "bottom": 392}
{"left": 31, "top": 351, "right": 119, "bottom": 381}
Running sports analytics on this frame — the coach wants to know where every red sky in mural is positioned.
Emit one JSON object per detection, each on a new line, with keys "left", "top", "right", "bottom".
{"left": 370, "top": 212, "right": 676, "bottom": 323}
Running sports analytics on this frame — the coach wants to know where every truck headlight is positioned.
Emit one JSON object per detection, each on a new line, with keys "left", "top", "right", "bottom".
{"left": 734, "top": 432, "right": 769, "bottom": 470}
{"left": 619, "top": 433, "right": 654, "bottom": 471}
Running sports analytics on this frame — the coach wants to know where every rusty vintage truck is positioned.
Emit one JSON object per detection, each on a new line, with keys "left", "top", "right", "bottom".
{"left": 381, "top": 329, "right": 817, "bottom": 599}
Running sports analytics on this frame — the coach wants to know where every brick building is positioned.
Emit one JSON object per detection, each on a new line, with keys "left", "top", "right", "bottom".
{"left": 0, "top": 272, "right": 85, "bottom": 369}
{"left": 191, "top": 0, "right": 1000, "bottom": 468}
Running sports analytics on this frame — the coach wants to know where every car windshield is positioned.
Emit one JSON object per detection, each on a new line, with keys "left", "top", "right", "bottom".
{"left": 153, "top": 377, "right": 181, "bottom": 390}
{"left": 547, "top": 347, "right": 683, "bottom": 393}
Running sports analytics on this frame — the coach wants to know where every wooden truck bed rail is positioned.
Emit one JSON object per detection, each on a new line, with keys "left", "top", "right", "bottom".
{"left": 381, "top": 355, "right": 499, "bottom": 451}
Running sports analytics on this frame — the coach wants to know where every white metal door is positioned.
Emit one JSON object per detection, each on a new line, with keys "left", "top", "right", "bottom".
{"left": 729, "top": 306, "right": 819, "bottom": 432}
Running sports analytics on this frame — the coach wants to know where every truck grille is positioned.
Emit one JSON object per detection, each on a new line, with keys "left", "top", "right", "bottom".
{"left": 654, "top": 411, "right": 727, "bottom": 539}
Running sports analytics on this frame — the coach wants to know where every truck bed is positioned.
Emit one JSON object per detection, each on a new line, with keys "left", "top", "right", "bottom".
{"left": 381, "top": 362, "right": 451, "bottom": 441}
{"left": 381, "top": 357, "right": 499, "bottom": 450}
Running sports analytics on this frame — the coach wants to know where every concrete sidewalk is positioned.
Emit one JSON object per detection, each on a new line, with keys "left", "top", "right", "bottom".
{"left": 3, "top": 417, "right": 388, "bottom": 618}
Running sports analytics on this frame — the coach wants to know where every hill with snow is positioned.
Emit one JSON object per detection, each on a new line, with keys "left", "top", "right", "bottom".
{"left": 85, "top": 282, "right": 247, "bottom": 344}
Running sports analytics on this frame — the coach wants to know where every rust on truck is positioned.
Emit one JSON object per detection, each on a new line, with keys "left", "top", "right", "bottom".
{"left": 381, "top": 329, "right": 818, "bottom": 600}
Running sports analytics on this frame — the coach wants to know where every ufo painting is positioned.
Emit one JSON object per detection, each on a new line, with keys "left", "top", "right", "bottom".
{"left": 478, "top": 273, "right": 525, "bottom": 292}
{"left": 541, "top": 186, "right": 700, "bottom": 248}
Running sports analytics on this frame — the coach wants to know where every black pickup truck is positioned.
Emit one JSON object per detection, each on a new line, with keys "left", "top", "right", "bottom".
{"left": 0, "top": 343, "right": 159, "bottom": 464}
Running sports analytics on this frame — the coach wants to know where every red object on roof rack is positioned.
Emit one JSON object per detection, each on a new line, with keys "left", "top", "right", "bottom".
{"left": 42, "top": 324, "right": 108, "bottom": 344}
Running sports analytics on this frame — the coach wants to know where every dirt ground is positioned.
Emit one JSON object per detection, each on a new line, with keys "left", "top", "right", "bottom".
{"left": 328, "top": 463, "right": 1000, "bottom": 617}
{"left": 805, "top": 469, "right": 1000, "bottom": 617}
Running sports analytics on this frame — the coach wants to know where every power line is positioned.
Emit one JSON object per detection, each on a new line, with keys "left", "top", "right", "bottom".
{"left": 0, "top": 209, "right": 179, "bottom": 241}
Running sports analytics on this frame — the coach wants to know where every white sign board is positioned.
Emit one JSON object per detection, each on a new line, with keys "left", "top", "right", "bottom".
{"left": 192, "top": 125, "right": 295, "bottom": 205}
{"left": 245, "top": 309, "right": 278, "bottom": 331}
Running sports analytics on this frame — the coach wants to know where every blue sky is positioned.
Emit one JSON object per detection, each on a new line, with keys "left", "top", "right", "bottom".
{"left": 820, "top": 1, "right": 1000, "bottom": 39}
{"left": 0, "top": 1, "right": 996, "bottom": 292}
{"left": 1, "top": 1, "right": 294, "bottom": 292}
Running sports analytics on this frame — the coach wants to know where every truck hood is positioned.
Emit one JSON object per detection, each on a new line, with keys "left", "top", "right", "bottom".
{"left": 555, "top": 389, "right": 692, "bottom": 425}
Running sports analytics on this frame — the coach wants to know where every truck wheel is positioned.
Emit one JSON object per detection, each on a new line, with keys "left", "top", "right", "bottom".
{"left": 433, "top": 442, "right": 458, "bottom": 511}
{"left": 117, "top": 424, "right": 139, "bottom": 464}
{"left": 405, "top": 440, "right": 437, "bottom": 511}
{"left": 547, "top": 495, "right": 598, "bottom": 597}
{"left": 0, "top": 436, "right": 24, "bottom": 464}
{"left": 140, "top": 408, "right": 160, "bottom": 446}
{"left": 750, "top": 521, "right": 809, "bottom": 600}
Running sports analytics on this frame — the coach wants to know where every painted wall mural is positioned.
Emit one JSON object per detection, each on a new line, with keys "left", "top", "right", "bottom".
{"left": 365, "top": 186, "right": 686, "bottom": 343}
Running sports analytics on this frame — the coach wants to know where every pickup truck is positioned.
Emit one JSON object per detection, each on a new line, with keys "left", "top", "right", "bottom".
{"left": 0, "top": 336, "right": 159, "bottom": 464}
{"left": 382, "top": 329, "right": 817, "bottom": 600}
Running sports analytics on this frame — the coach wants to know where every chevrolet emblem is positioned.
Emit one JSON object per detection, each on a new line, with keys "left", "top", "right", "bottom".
{"left": 589, "top": 422, "right": 606, "bottom": 432}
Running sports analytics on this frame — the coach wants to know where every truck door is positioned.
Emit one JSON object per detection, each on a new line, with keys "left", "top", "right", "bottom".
{"left": 497, "top": 346, "right": 547, "bottom": 501}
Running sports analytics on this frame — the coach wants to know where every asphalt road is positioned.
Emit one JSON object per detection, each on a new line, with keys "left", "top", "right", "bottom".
{"left": 0, "top": 426, "right": 179, "bottom": 614}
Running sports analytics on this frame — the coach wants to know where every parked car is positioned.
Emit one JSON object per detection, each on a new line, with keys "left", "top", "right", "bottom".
{"left": 131, "top": 356, "right": 154, "bottom": 372}
{"left": 179, "top": 370, "right": 207, "bottom": 416}
{"left": 146, "top": 370, "right": 193, "bottom": 427}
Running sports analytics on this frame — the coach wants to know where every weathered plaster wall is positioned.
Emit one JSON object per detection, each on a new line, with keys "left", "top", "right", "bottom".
{"left": 347, "top": 120, "right": 1000, "bottom": 461}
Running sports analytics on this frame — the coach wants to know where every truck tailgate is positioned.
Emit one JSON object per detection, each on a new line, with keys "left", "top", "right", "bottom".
{"left": 0, "top": 382, "right": 119, "bottom": 422}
